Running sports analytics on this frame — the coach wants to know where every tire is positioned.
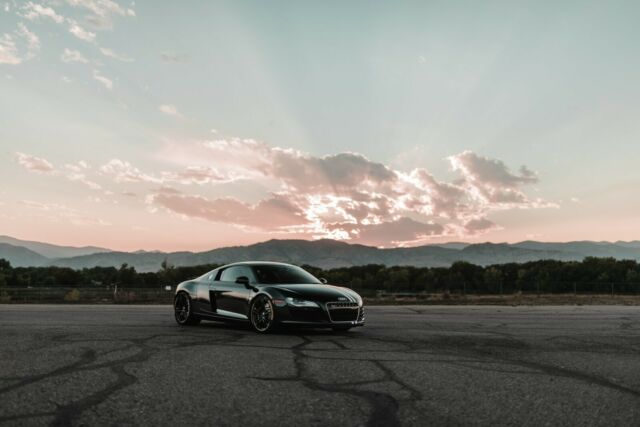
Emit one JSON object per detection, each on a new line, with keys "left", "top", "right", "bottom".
{"left": 174, "top": 292, "right": 200, "bottom": 326}
{"left": 249, "top": 295, "right": 276, "bottom": 333}
{"left": 332, "top": 325, "right": 352, "bottom": 332}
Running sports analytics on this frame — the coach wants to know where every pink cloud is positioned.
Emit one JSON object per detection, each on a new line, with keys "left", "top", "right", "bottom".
{"left": 325, "top": 217, "right": 445, "bottom": 247}
{"left": 149, "top": 188, "right": 308, "bottom": 230}
{"left": 17, "top": 141, "right": 552, "bottom": 246}
{"left": 462, "top": 217, "right": 500, "bottom": 235}
{"left": 449, "top": 150, "right": 538, "bottom": 188}
{"left": 100, "top": 159, "right": 160, "bottom": 183}
{"left": 15, "top": 152, "right": 55, "bottom": 173}
{"left": 144, "top": 140, "right": 552, "bottom": 245}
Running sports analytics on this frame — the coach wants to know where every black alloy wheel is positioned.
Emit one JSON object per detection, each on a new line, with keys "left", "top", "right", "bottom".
{"left": 250, "top": 295, "right": 275, "bottom": 333}
{"left": 174, "top": 292, "right": 200, "bottom": 326}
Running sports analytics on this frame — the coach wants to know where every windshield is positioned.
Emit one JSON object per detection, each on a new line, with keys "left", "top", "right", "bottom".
{"left": 252, "top": 265, "right": 321, "bottom": 285}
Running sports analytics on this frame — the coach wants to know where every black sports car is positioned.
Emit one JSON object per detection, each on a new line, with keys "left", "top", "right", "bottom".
{"left": 173, "top": 261, "right": 365, "bottom": 333}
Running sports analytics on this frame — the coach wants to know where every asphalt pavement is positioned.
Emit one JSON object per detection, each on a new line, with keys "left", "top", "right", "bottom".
{"left": 0, "top": 304, "right": 639, "bottom": 426}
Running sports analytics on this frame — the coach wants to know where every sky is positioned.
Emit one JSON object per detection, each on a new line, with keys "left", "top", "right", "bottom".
{"left": 1, "top": 0, "right": 639, "bottom": 252}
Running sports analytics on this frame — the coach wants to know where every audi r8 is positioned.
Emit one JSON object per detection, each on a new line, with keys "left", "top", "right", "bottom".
{"left": 173, "top": 261, "right": 365, "bottom": 333}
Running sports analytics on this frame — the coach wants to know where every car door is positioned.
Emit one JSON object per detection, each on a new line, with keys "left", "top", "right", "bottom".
{"left": 190, "top": 270, "right": 215, "bottom": 315}
{"left": 210, "top": 266, "right": 255, "bottom": 319}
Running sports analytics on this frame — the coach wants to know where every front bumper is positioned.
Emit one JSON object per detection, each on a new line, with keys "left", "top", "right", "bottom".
{"left": 275, "top": 303, "right": 365, "bottom": 328}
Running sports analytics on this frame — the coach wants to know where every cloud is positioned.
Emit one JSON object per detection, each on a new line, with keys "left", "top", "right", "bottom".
{"left": 146, "top": 139, "right": 552, "bottom": 245}
{"left": 17, "top": 138, "right": 552, "bottom": 246}
{"left": 0, "top": 23, "right": 40, "bottom": 64}
{"left": 17, "top": 23, "right": 40, "bottom": 51}
{"left": 158, "top": 104, "right": 183, "bottom": 118}
{"left": 93, "top": 69, "right": 113, "bottom": 90}
{"left": 15, "top": 152, "right": 55, "bottom": 173}
{"left": 99, "top": 47, "right": 132, "bottom": 62}
{"left": 66, "top": 0, "right": 135, "bottom": 30}
{"left": 462, "top": 217, "right": 500, "bottom": 235}
{"left": 328, "top": 217, "right": 445, "bottom": 247}
{"left": 160, "top": 51, "right": 189, "bottom": 63}
{"left": 161, "top": 166, "right": 226, "bottom": 185}
{"left": 448, "top": 150, "right": 547, "bottom": 209}
{"left": 100, "top": 159, "right": 228, "bottom": 186}
{"left": 67, "top": 0, "right": 129, "bottom": 18}
{"left": 271, "top": 151, "right": 397, "bottom": 193}
{"left": 15, "top": 153, "right": 103, "bottom": 191}
{"left": 148, "top": 188, "right": 307, "bottom": 230}
{"left": 20, "top": 2, "right": 65, "bottom": 23}
{"left": 0, "top": 34, "right": 20, "bottom": 65}
{"left": 449, "top": 151, "right": 537, "bottom": 188}
{"left": 64, "top": 161, "right": 101, "bottom": 190}
{"left": 68, "top": 20, "right": 96, "bottom": 42}
{"left": 100, "top": 159, "right": 159, "bottom": 183}
{"left": 61, "top": 48, "right": 88, "bottom": 63}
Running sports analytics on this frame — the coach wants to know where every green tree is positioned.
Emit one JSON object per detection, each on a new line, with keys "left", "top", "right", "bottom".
{"left": 117, "top": 263, "right": 140, "bottom": 286}
{"left": 483, "top": 267, "right": 504, "bottom": 294}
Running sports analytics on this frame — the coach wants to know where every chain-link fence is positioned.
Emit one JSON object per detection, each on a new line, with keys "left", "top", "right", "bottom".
{"left": 1, "top": 281, "right": 640, "bottom": 304}
{"left": 370, "top": 281, "right": 640, "bottom": 298}
{"left": 0, "top": 287, "right": 175, "bottom": 304}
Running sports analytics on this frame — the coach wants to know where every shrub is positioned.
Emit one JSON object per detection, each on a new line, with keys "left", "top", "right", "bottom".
{"left": 0, "top": 290, "right": 10, "bottom": 303}
{"left": 113, "top": 290, "right": 136, "bottom": 303}
{"left": 64, "top": 288, "right": 81, "bottom": 302}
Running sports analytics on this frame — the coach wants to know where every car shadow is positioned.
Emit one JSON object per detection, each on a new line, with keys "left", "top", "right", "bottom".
{"left": 196, "top": 320, "right": 356, "bottom": 336}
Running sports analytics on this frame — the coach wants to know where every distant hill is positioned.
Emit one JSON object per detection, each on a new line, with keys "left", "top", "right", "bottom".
{"left": 429, "top": 242, "right": 470, "bottom": 250}
{"left": 1, "top": 236, "right": 640, "bottom": 272}
{"left": 0, "top": 235, "right": 110, "bottom": 259}
{"left": 46, "top": 239, "right": 640, "bottom": 272}
{"left": 511, "top": 240, "right": 640, "bottom": 260}
{"left": 0, "top": 243, "right": 49, "bottom": 267}
{"left": 614, "top": 241, "right": 640, "bottom": 249}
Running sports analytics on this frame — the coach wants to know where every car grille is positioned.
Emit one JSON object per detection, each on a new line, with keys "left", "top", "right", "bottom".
{"left": 327, "top": 301, "right": 359, "bottom": 322}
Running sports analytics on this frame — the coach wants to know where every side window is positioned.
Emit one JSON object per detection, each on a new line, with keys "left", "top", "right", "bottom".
{"left": 219, "top": 266, "right": 255, "bottom": 283}
{"left": 200, "top": 270, "right": 217, "bottom": 282}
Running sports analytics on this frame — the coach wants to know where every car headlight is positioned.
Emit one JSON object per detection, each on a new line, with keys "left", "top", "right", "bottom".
{"left": 285, "top": 297, "right": 319, "bottom": 308}
{"left": 344, "top": 291, "right": 363, "bottom": 306}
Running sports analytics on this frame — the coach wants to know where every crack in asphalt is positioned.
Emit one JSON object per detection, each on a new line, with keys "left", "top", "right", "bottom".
{"left": 0, "top": 330, "right": 247, "bottom": 425}
{"left": 1, "top": 306, "right": 640, "bottom": 426}
{"left": 252, "top": 335, "right": 410, "bottom": 427}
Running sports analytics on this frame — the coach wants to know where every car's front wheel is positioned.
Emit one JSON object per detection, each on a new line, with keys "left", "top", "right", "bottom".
{"left": 174, "top": 292, "right": 200, "bottom": 326}
{"left": 250, "top": 295, "right": 275, "bottom": 333}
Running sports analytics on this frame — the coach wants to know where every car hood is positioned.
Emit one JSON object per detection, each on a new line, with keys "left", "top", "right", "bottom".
{"left": 267, "top": 284, "right": 361, "bottom": 304}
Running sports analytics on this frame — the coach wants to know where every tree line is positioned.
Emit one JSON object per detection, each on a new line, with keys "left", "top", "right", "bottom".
{"left": 1, "top": 257, "right": 639, "bottom": 294}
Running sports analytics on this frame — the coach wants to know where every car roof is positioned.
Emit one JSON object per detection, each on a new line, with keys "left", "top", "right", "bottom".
{"left": 221, "top": 261, "right": 298, "bottom": 269}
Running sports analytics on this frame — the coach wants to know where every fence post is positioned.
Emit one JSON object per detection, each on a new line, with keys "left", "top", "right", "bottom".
{"left": 611, "top": 282, "right": 614, "bottom": 297}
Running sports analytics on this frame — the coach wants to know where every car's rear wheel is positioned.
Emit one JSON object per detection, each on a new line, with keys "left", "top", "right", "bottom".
{"left": 174, "top": 292, "right": 200, "bottom": 326}
{"left": 250, "top": 295, "right": 275, "bottom": 333}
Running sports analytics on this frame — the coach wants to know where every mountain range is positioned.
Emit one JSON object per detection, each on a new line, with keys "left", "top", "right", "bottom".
{"left": 1, "top": 235, "right": 640, "bottom": 272}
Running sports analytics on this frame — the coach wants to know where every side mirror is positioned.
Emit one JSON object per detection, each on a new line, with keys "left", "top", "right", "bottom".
{"left": 319, "top": 278, "right": 328, "bottom": 284}
{"left": 235, "top": 276, "right": 250, "bottom": 287}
